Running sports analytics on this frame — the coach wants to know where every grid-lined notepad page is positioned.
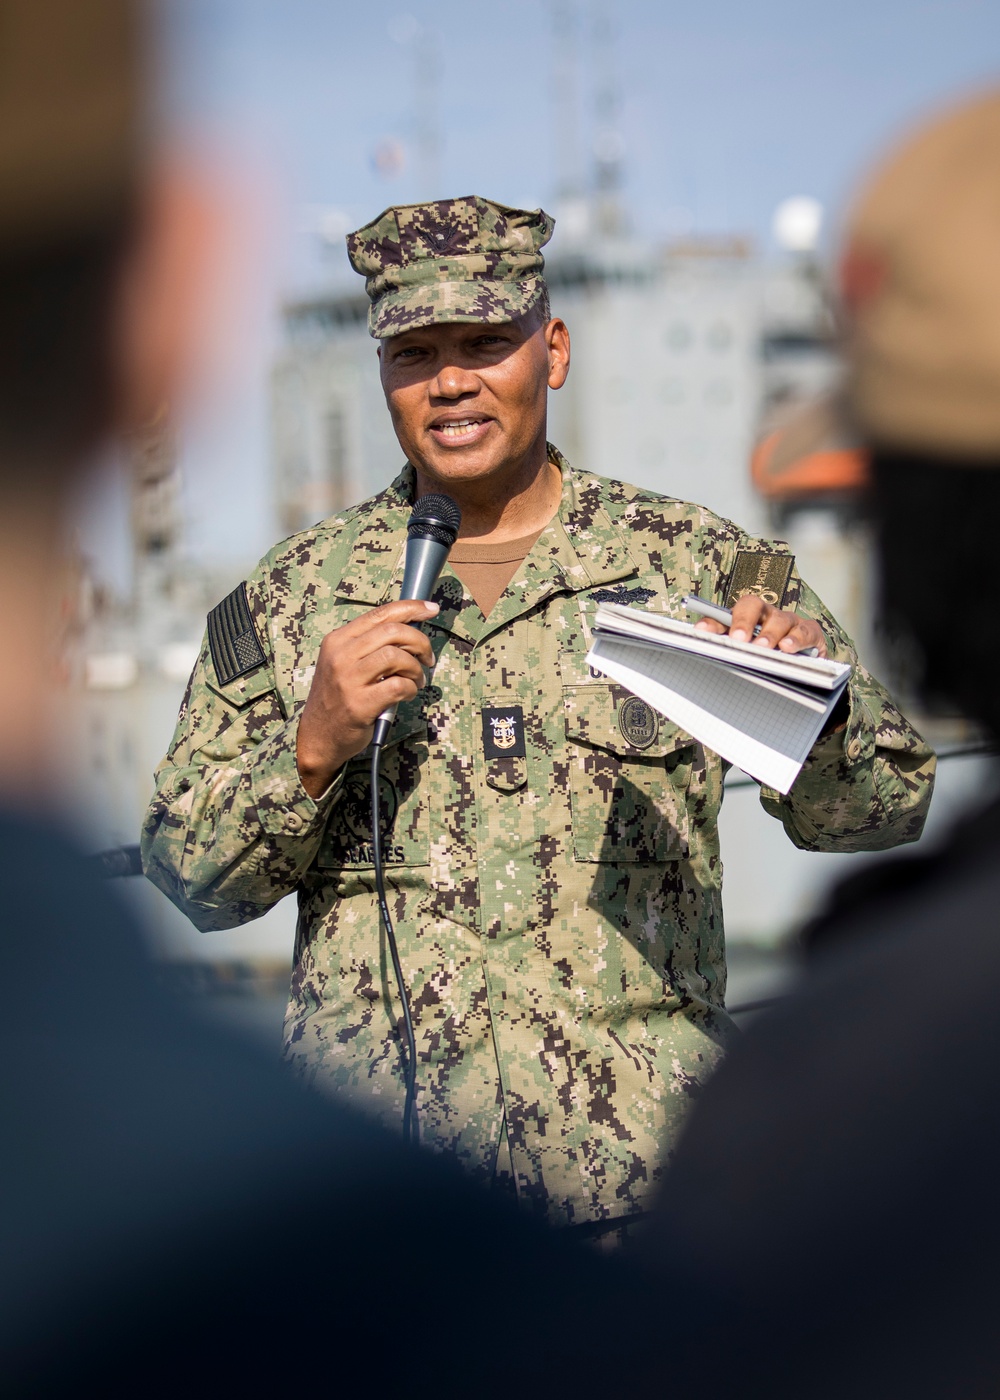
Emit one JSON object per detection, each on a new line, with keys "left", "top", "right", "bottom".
{"left": 594, "top": 603, "right": 850, "bottom": 690}
{"left": 588, "top": 635, "right": 847, "bottom": 794}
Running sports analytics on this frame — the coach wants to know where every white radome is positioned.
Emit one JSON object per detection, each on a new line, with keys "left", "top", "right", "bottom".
{"left": 773, "top": 196, "right": 824, "bottom": 253}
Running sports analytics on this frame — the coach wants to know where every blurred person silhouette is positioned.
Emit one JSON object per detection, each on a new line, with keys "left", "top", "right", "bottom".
{"left": 0, "top": 2, "right": 626, "bottom": 1393}
{"left": 640, "top": 90, "right": 1000, "bottom": 1400}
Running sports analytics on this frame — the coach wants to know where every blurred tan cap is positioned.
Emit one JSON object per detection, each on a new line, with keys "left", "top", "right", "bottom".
{"left": 0, "top": 0, "right": 141, "bottom": 250}
{"left": 842, "top": 90, "right": 1000, "bottom": 457}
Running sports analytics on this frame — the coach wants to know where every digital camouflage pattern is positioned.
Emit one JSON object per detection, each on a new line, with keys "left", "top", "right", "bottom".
{"left": 346, "top": 196, "right": 554, "bottom": 338}
{"left": 142, "top": 447, "right": 936, "bottom": 1228}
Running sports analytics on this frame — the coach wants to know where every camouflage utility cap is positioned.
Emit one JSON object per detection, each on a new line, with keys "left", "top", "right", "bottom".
{"left": 346, "top": 195, "right": 554, "bottom": 338}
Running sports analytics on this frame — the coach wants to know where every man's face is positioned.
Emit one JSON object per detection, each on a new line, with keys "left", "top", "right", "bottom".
{"left": 377, "top": 311, "right": 570, "bottom": 489}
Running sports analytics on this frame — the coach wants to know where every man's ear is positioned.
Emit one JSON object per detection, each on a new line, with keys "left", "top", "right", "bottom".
{"left": 112, "top": 159, "right": 223, "bottom": 430}
{"left": 545, "top": 317, "right": 570, "bottom": 391}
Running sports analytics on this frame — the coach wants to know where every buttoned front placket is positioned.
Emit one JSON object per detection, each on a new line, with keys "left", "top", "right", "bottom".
{"left": 312, "top": 454, "right": 657, "bottom": 1207}
{"left": 452, "top": 467, "right": 639, "bottom": 1204}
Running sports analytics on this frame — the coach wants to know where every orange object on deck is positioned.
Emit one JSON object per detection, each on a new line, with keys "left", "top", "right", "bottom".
{"left": 751, "top": 397, "right": 870, "bottom": 499}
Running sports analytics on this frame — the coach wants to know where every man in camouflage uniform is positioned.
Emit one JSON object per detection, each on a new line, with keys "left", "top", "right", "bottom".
{"left": 143, "top": 196, "right": 934, "bottom": 1233}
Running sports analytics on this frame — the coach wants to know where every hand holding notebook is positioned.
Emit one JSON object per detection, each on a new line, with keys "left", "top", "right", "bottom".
{"left": 586, "top": 599, "right": 851, "bottom": 794}
{"left": 683, "top": 592, "right": 827, "bottom": 658}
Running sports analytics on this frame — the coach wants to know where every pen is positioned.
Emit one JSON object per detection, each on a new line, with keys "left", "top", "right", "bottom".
{"left": 682, "top": 594, "right": 819, "bottom": 658}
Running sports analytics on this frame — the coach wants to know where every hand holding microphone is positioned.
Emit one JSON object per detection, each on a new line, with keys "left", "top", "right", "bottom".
{"left": 296, "top": 494, "right": 461, "bottom": 797}
{"left": 371, "top": 493, "right": 461, "bottom": 748}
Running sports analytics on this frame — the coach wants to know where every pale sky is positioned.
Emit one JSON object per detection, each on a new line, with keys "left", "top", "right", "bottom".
{"left": 85, "top": 0, "right": 1000, "bottom": 600}
{"left": 170, "top": 0, "right": 1000, "bottom": 264}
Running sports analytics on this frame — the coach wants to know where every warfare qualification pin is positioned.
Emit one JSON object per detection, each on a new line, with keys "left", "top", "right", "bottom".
{"left": 482, "top": 705, "right": 526, "bottom": 759}
{"left": 619, "top": 696, "right": 658, "bottom": 750}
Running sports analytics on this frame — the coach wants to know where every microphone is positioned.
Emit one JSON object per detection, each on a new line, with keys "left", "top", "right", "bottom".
{"left": 371, "top": 492, "right": 461, "bottom": 750}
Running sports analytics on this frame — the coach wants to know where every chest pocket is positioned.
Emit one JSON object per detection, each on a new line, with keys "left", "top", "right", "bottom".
{"left": 562, "top": 656, "right": 693, "bottom": 864}
{"left": 315, "top": 704, "right": 429, "bottom": 872}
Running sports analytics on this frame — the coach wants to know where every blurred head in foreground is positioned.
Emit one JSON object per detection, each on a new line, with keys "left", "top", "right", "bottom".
{"left": 634, "top": 96, "right": 1000, "bottom": 1400}
{"left": 0, "top": 10, "right": 621, "bottom": 1393}
{"left": 0, "top": 0, "right": 212, "bottom": 804}
{"left": 842, "top": 90, "right": 1000, "bottom": 733}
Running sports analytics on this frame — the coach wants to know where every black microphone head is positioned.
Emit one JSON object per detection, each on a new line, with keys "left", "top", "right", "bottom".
{"left": 408, "top": 493, "right": 462, "bottom": 547}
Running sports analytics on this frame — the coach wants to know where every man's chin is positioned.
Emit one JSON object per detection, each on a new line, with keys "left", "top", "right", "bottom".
{"left": 415, "top": 447, "right": 511, "bottom": 486}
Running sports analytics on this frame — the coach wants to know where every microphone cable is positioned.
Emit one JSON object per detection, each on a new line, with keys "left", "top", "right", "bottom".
{"left": 371, "top": 740, "right": 419, "bottom": 1146}
{"left": 368, "top": 492, "right": 461, "bottom": 1148}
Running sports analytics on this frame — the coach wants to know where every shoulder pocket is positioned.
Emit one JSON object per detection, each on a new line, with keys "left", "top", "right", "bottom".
{"left": 205, "top": 582, "right": 276, "bottom": 709}
{"left": 725, "top": 548, "right": 794, "bottom": 609}
{"left": 204, "top": 665, "right": 277, "bottom": 711}
{"left": 315, "top": 703, "right": 429, "bottom": 872}
{"left": 561, "top": 653, "right": 693, "bottom": 863}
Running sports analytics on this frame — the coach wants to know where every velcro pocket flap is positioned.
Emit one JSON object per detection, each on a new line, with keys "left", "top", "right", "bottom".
{"left": 560, "top": 652, "right": 692, "bottom": 758}
{"left": 560, "top": 654, "right": 693, "bottom": 862}
{"left": 205, "top": 662, "right": 277, "bottom": 711}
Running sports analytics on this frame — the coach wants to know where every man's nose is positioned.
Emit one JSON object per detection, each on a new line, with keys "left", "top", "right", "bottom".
{"left": 429, "top": 360, "right": 478, "bottom": 399}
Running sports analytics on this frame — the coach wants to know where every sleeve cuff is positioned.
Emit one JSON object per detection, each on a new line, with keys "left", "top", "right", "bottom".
{"left": 807, "top": 682, "right": 875, "bottom": 770}
{"left": 761, "top": 685, "right": 876, "bottom": 806}
{"left": 249, "top": 712, "right": 346, "bottom": 836}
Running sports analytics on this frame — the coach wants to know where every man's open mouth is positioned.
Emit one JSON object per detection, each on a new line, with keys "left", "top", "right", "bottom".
{"left": 429, "top": 416, "right": 493, "bottom": 443}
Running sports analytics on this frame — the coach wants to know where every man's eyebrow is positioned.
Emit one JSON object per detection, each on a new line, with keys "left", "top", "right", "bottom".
{"left": 380, "top": 323, "right": 520, "bottom": 351}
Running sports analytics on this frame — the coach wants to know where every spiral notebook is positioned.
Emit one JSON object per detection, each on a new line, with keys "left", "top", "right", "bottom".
{"left": 587, "top": 603, "right": 851, "bottom": 794}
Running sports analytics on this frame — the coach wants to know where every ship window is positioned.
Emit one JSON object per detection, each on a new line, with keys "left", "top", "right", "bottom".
{"left": 707, "top": 321, "right": 733, "bottom": 352}
{"left": 705, "top": 379, "right": 734, "bottom": 407}
{"left": 665, "top": 321, "right": 692, "bottom": 352}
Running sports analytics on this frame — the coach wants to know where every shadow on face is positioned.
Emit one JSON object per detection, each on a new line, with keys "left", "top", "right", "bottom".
{"left": 376, "top": 309, "right": 570, "bottom": 489}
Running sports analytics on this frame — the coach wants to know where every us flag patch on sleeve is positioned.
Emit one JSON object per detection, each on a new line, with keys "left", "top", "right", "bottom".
{"left": 207, "top": 582, "right": 267, "bottom": 686}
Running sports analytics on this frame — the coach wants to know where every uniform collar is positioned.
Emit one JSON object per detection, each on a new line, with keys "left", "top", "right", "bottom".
{"left": 328, "top": 466, "right": 413, "bottom": 607}
{"left": 330, "top": 446, "right": 637, "bottom": 644}
{"left": 476, "top": 445, "right": 636, "bottom": 643}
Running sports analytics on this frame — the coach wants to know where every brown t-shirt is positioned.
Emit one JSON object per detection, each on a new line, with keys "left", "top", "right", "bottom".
{"left": 448, "top": 530, "right": 544, "bottom": 619}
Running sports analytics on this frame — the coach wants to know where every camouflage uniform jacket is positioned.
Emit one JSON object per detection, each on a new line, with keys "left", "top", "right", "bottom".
{"left": 142, "top": 447, "right": 935, "bottom": 1227}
